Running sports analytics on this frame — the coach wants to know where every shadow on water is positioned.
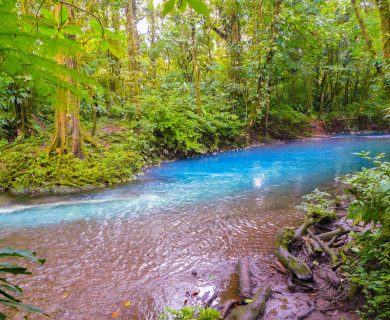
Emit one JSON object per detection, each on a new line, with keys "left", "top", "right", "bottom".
{"left": 0, "top": 134, "right": 389, "bottom": 319}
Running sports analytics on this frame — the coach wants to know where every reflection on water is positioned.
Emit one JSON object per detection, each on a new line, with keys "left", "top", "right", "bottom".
{"left": 0, "top": 134, "right": 389, "bottom": 319}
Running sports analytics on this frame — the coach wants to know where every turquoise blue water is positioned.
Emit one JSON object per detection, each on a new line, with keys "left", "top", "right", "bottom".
{"left": 0, "top": 133, "right": 389, "bottom": 228}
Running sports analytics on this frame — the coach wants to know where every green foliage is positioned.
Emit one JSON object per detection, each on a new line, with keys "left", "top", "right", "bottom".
{"left": 340, "top": 153, "right": 390, "bottom": 319}
{"left": 343, "top": 152, "right": 390, "bottom": 234}
{"left": 0, "top": 248, "right": 45, "bottom": 319}
{"left": 268, "top": 105, "right": 310, "bottom": 139}
{"left": 160, "top": 306, "right": 221, "bottom": 320}
{"left": 163, "top": 0, "right": 209, "bottom": 17}
{"left": 141, "top": 89, "right": 242, "bottom": 156}
{"left": 0, "top": 132, "right": 150, "bottom": 193}
{"left": 347, "top": 230, "right": 390, "bottom": 320}
{"left": 296, "top": 188, "right": 336, "bottom": 219}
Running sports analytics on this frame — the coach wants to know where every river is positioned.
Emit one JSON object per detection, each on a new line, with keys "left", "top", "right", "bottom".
{"left": 0, "top": 133, "right": 389, "bottom": 319}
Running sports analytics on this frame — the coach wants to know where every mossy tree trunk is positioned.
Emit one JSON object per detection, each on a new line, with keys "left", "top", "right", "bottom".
{"left": 191, "top": 18, "right": 202, "bottom": 114}
{"left": 49, "top": 3, "right": 83, "bottom": 158}
{"left": 351, "top": 0, "right": 390, "bottom": 100}
{"left": 375, "top": 0, "right": 390, "bottom": 100}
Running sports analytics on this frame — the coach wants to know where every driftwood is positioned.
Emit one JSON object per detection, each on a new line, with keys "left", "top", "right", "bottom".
{"left": 238, "top": 257, "right": 252, "bottom": 299}
{"left": 229, "top": 286, "right": 271, "bottom": 320}
{"left": 308, "top": 230, "right": 339, "bottom": 266}
{"left": 276, "top": 228, "right": 313, "bottom": 281}
{"left": 220, "top": 299, "right": 241, "bottom": 319}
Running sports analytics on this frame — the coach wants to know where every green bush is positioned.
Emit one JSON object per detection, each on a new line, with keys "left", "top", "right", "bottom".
{"left": 342, "top": 153, "right": 390, "bottom": 319}
{"left": 160, "top": 306, "right": 221, "bottom": 320}
{"left": 268, "top": 105, "right": 310, "bottom": 139}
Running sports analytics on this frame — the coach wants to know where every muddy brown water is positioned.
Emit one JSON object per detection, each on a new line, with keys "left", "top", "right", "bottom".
{"left": 1, "top": 134, "right": 389, "bottom": 319}
{"left": 0, "top": 191, "right": 307, "bottom": 319}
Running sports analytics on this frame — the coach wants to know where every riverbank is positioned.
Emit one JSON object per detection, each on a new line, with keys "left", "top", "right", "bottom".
{"left": 1, "top": 113, "right": 387, "bottom": 196}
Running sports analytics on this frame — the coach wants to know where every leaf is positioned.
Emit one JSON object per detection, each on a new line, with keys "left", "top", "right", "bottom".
{"left": 124, "top": 301, "right": 131, "bottom": 307}
{"left": 111, "top": 310, "right": 119, "bottom": 318}
{"left": 0, "top": 299, "right": 43, "bottom": 314}
{"left": 0, "top": 248, "right": 45, "bottom": 265}
{"left": 187, "top": 0, "right": 209, "bottom": 16}
{"left": 178, "top": 0, "right": 188, "bottom": 12}
{"left": 55, "top": 5, "right": 68, "bottom": 27}
{"left": 163, "top": 0, "right": 176, "bottom": 16}
{"left": 244, "top": 299, "right": 253, "bottom": 304}
{"left": 0, "top": 263, "right": 31, "bottom": 275}
{"left": 62, "top": 25, "right": 83, "bottom": 36}
{"left": 89, "top": 19, "right": 103, "bottom": 36}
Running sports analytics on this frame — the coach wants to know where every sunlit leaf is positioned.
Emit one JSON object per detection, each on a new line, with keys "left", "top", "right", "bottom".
{"left": 163, "top": 0, "right": 176, "bottom": 16}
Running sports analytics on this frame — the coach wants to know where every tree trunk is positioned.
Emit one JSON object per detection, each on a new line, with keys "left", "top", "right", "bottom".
{"left": 351, "top": 0, "right": 390, "bottom": 100}
{"left": 375, "top": 0, "right": 390, "bottom": 99}
{"left": 229, "top": 1, "right": 242, "bottom": 83}
{"left": 246, "top": 0, "right": 282, "bottom": 142}
{"left": 48, "top": 3, "right": 83, "bottom": 158}
{"left": 191, "top": 19, "right": 202, "bottom": 114}
{"left": 127, "top": 0, "right": 140, "bottom": 113}
{"left": 147, "top": 0, "right": 157, "bottom": 83}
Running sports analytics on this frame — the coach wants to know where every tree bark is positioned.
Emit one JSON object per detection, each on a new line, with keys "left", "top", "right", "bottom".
{"left": 191, "top": 19, "right": 202, "bottom": 114}
{"left": 375, "top": 0, "right": 390, "bottom": 99}
{"left": 127, "top": 0, "right": 140, "bottom": 113}
{"left": 351, "top": 0, "right": 390, "bottom": 100}
{"left": 49, "top": 3, "right": 83, "bottom": 158}
{"left": 246, "top": 0, "right": 282, "bottom": 142}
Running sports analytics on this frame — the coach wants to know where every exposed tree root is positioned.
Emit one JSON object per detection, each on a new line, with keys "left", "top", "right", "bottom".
{"left": 276, "top": 228, "right": 313, "bottom": 281}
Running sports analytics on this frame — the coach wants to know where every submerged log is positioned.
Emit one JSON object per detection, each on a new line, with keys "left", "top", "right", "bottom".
{"left": 276, "top": 228, "right": 313, "bottom": 281}
{"left": 229, "top": 286, "right": 271, "bottom": 320}
{"left": 204, "top": 291, "right": 218, "bottom": 307}
{"left": 238, "top": 257, "right": 252, "bottom": 299}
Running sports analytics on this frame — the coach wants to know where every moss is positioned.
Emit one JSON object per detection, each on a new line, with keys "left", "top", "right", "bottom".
{"left": 0, "top": 131, "right": 153, "bottom": 194}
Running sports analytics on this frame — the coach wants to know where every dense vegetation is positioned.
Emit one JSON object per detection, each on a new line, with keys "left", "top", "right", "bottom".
{"left": 0, "top": 0, "right": 389, "bottom": 193}
{"left": 0, "top": 1, "right": 389, "bottom": 318}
